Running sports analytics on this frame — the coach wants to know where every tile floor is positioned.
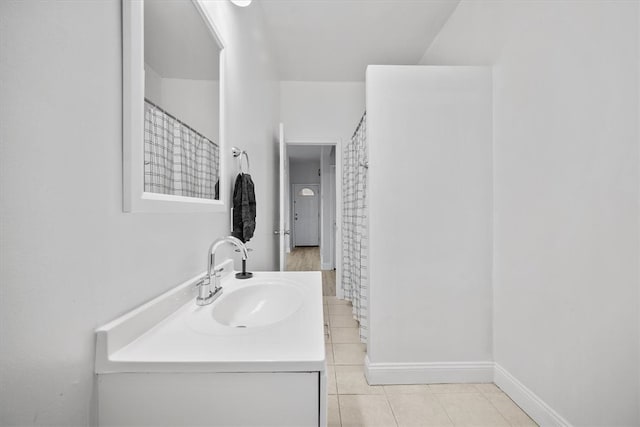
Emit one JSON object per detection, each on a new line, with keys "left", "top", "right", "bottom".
{"left": 323, "top": 295, "right": 538, "bottom": 427}
{"left": 285, "top": 248, "right": 535, "bottom": 426}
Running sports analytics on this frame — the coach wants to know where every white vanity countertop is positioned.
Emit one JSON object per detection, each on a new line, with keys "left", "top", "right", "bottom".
{"left": 95, "top": 266, "right": 325, "bottom": 374}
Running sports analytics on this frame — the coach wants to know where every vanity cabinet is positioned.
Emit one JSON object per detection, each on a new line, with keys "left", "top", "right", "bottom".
{"left": 98, "top": 371, "right": 325, "bottom": 426}
{"left": 95, "top": 267, "right": 326, "bottom": 426}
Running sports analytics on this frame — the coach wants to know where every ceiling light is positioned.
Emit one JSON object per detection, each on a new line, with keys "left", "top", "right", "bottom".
{"left": 230, "top": 0, "right": 252, "bottom": 7}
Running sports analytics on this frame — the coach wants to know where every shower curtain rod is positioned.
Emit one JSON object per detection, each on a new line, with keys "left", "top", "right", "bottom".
{"left": 351, "top": 111, "right": 366, "bottom": 139}
{"left": 144, "top": 98, "right": 218, "bottom": 147}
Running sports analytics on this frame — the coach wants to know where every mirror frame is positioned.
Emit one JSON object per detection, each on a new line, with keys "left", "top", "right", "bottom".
{"left": 122, "top": 0, "right": 227, "bottom": 213}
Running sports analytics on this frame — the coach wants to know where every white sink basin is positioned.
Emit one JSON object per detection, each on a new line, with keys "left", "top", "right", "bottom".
{"left": 212, "top": 282, "right": 304, "bottom": 328}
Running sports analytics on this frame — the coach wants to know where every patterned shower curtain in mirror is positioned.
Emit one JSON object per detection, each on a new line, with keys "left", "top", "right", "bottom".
{"left": 343, "top": 112, "right": 368, "bottom": 343}
{"left": 144, "top": 101, "right": 219, "bottom": 199}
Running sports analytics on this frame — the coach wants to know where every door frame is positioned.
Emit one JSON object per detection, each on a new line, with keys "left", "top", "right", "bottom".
{"left": 328, "top": 164, "right": 336, "bottom": 269}
{"left": 285, "top": 137, "right": 344, "bottom": 299}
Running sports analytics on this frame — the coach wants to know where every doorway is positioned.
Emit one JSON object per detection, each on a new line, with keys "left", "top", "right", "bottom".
{"left": 281, "top": 139, "right": 341, "bottom": 297}
{"left": 274, "top": 127, "right": 343, "bottom": 298}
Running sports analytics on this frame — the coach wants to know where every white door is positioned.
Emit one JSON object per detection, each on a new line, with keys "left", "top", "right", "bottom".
{"left": 293, "top": 184, "right": 320, "bottom": 246}
{"left": 277, "top": 123, "right": 290, "bottom": 271}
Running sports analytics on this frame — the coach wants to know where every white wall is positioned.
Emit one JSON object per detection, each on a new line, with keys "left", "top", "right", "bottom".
{"left": 290, "top": 159, "right": 321, "bottom": 185}
{"left": 280, "top": 81, "right": 365, "bottom": 142}
{"left": 161, "top": 78, "right": 220, "bottom": 143}
{"left": 366, "top": 66, "right": 493, "bottom": 371}
{"left": 199, "top": 2, "right": 280, "bottom": 268}
{"left": 423, "top": 1, "right": 639, "bottom": 425}
{"left": 144, "top": 66, "right": 220, "bottom": 143}
{"left": 0, "top": 0, "right": 279, "bottom": 425}
{"left": 144, "top": 63, "right": 163, "bottom": 103}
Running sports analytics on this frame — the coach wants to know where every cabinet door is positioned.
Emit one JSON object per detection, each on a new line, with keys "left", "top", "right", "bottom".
{"left": 99, "top": 372, "right": 319, "bottom": 426}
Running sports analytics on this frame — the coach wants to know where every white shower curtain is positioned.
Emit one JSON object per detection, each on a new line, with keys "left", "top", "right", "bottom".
{"left": 342, "top": 113, "right": 369, "bottom": 342}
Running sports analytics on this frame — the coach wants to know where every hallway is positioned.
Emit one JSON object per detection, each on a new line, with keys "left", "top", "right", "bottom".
{"left": 286, "top": 246, "right": 336, "bottom": 296}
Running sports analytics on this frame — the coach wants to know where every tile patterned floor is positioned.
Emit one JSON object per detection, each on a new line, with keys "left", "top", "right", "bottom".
{"left": 322, "top": 296, "right": 538, "bottom": 427}
{"left": 287, "top": 247, "right": 536, "bottom": 426}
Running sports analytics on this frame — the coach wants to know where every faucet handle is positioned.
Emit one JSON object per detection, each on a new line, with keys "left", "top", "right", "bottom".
{"left": 196, "top": 277, "right": 210, "bottom": 287}
{"left": 214, "top": 266, "right": 224, "bottom": 276}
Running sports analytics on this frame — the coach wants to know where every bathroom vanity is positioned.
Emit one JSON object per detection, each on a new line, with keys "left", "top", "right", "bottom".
{"left": 95, "top": 260, "right": 326, "bottom": 426}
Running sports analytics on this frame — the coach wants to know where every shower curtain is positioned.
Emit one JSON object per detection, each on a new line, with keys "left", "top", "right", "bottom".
{"left": 144, "top": 101, "right": 219, "bottom": 199}
{"left": 342, "top": 112, "right": 369, "bottom": 343}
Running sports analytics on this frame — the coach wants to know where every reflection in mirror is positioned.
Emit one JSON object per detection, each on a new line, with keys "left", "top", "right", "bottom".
{"left": 143, "top": 0, "right": 221, "bottom": 200}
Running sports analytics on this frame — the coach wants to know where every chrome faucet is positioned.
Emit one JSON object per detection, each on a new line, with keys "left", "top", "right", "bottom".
{"left": 196, "top": 236, "right": 249, "bottom": 306}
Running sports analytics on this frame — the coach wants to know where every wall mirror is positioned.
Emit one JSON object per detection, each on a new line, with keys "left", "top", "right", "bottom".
{"left": 123, "top": 0, "right": 226, "bottom": 212}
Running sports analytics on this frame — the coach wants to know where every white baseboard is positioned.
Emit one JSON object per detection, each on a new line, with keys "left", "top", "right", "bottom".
{"left": 494, "top": 364, "right": 571, "bottom": 427}
{"left": 364, "top": 356, "right": 494, "bottom": 385}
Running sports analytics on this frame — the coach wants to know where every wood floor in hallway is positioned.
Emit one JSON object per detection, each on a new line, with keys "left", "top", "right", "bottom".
{"left": 286, "top": 246, "right": 321, "bottom": 270}
{"left": 286, "top": 246, "right": 335, "bottom": 296}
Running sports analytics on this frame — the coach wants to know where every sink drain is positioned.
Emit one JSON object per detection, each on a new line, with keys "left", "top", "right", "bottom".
{"left": 234, "top": 325, "right": 247, "bottom": 328}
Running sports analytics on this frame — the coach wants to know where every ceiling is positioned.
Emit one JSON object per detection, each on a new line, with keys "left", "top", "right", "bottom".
{"left": 144, "top": 0, "right": 220, "bottom": 80}
{"left": 259, "top": 0, "right": 460, "bottom": 81}
{"left": 288, "top": 145, "right": 324, "bottom": 162}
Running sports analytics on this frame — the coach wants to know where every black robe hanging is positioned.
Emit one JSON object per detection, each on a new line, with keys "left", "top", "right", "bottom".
{"left": 232, "top": 173, "right": 256, "bottom": 243}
